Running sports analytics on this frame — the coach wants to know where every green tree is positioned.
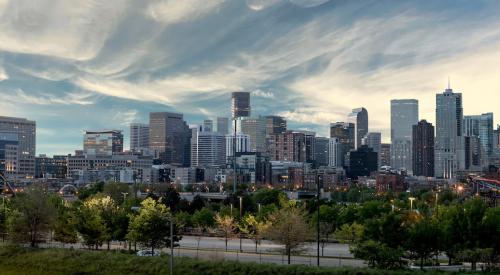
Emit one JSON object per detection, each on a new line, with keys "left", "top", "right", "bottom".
{"left": 7, "top": 187, "right": 56, "bottom": 247}
{"left": 406, "top": 218, "right": 441, "bottom": 269}
{"left": 161, "top": 187, "right": 181, "bottom": 212}
{"left": 311, "top": 205, "right": 340, "bottom": 256}
{"left": 127, "top": 198, "right": 174, "bottom": 254}
{"left": 53, "top": 204, "right": 78, "bottom": 245}
{"left": 252, "top": 188, "right": 281, "bottom": 206}
{"left": 83, "top": 195, "right": 117, "bottom": 250}
{"left": 215, "top": 213, "right": 236, "bottom": 251}
{"left": 103, "top": 182, "right": 130, "bottom": 205}
{"left": 239, "top": 214, "right": 268, "bottom": 253}
{"left": 334, "top": 222, "right": 364, "bottom": 244}
{"left": 76, "top": 204, "right": 108, "bottom": 249}
{"left": 77, "top": 181, "right": 104, "bottom": 201}
{"left": 351, "top": 240, "right": 405, "bottom": 269}
{"left": 263, "top": 206, "right": 311, "bottom": 264}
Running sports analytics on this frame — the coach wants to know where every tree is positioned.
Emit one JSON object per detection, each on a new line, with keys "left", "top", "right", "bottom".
{"left": 239, "top": 214, "right": 268, "bottom": 253}
{"left": 53, "top": 204, "right": 78, "bottom": 245}
{"left": 215, "top": 213, "right": 236, "bottom": 251}
{"left": 311, "top": 205, "right": 340, "bottom": 256}
{"left": 103, "top": 182, "right": 130, "bottom": 205}
{"left": 7, "top": 187, "right": 55, "bottom": 247}
{"left": 334, "top": 222, "right": 364, "bottom": 244}
{"left": 83, "top": 195, "right": 117, "bottom": 250}
{"left": 76, "top": 206, "right": 107, "bottom": 250}
{"left": 252, "top": 188, "right": 281, "bottom": 206}
{"left": 161, "top": 187, "right": 180, "bottom": 212}
{"left": 263, "top": 206, "right": 311, "bottom": 264}
{"left": 351, "top": 240, "right": 406, "bottom": 269}
{"left": 406, "top": 219, "right": 441, "bottom": 269}
{"left": 192, "top": 208, "right": 215, "bottom": 252}
{"left": 77, "top": 181, "right": 104, "bottom": 201}
{"left": 127, "top": 198, "right": 174, "bottom": 254}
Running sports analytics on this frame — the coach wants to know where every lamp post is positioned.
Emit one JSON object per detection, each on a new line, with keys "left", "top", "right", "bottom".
{"left": 239, "top": 196, "right": 243, "bottom": 252}
{"left": 121, "top": 192, "right": 128, "bottom": 203}
{"left": 170, "top": 216, "right": 174, "bottom": 275}
{"left": 316, "top": 174, "right": 321, "bottom": 266}
{"left": 409, "top": 197, "right": 416, "bottom": 212}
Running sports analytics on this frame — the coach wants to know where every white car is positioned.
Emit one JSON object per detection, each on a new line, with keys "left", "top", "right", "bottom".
{"left": 136, "top": 250, "right": 161, "bottom": 257}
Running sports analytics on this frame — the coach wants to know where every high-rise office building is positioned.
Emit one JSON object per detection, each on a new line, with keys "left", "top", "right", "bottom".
{"left": 494, "top": 125, "right": 500, "bottom": 152}
{"left": 0, "top": 116, "right": 36, "bottom": 179}
{"left": 348, "top": 108, "right": 368, "bottom": 149}
{"left": 314, "top": 137, "right": 329, "bottom": 167}
{"left": 225, "top": 133, "right": 251, "bottom": 161}
{"left": 231, "top": 92, "right": 251, "bottom": 118}
{"left": 379, "top": 143, "right": 391, "bottom": 168}
{"left": 149, "top": 112, "right": 191, "bottom": 167}
{"left": 330, "top": 122, "right": 355, "bottom": 166}
{"left": 130, "top": 123, "right": 149, "bottom": 152}
{"left": 0, "top": 132, "right": 19, "bottom": 179}
{"left": 412, "top": 120, "right": 434, "bottom": 177}
{"left": 390, "top": 99, "right": 418, "bottom": 173}
{"left": 463, "top": 113, "right": 494, "bottom": 156}
{"left": 191, "top": 129, "right": 226, "bottom": 167}
{"left": 265, "top": 116, "right": 287, "bottom": 135}
{"left": 267, "top": 131, "right": 306, "bottom": 162}
{"left": 348, "top": 145, "right": 378, "bottom": 178}
{"left": 203, "top": 119, "right": 214, "bottom": 133}
{"left": 328, "top": 137, "right": 343, "bottom": 167}
{"left": 84, "top": 130, "right": 123, "bottom": 156}
{"left": 217, "top": 117, "right": 229, "bottom": 135}
{"left": 435, "top": 85, "right": 465, "bottom": 179}
{"left": 362, "top": 132, "right": 381, "bottom": 169}
{"left": 240, "top": 116, "right": 267, "bottom": 153}
{"left": 296, "top": 130, "right": 316, "bottom": 164}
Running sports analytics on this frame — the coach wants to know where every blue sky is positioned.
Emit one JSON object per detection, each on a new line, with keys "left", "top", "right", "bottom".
{"left": 1, "top": 0, "right": 500, "bottom": 156}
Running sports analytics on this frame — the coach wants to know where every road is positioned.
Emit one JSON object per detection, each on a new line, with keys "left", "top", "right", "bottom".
{"left": 179, "top": 235, "right": 354, "bottom": 258}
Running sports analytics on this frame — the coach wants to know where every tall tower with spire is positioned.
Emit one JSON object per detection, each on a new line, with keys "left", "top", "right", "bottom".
{"left": 435, "top": 82, "right": 465, "bottom": 179}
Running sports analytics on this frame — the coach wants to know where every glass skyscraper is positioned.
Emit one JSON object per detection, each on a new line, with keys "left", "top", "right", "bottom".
{"left": 390, "top": 99, "right": 418, "bottom": 174}
{"left": 435, "top": 86, "right": 464, "bottom": 179}
{"left": 463, "top": 113, "right": 494, "bottom": 156}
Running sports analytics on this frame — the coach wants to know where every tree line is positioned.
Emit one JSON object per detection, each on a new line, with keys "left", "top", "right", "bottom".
{"left": 0, "top": 182, "right": 499, "bottom": 271}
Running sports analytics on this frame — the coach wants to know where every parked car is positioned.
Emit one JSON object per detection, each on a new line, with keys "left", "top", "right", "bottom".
{"left": 136, "top": 250, "right": 161, "bottom": 257}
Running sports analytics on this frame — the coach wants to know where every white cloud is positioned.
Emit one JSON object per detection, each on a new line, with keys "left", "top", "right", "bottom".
{"left": 0, "top": 66, "right": 7, "bottom": 81}
{"left": 147, "top": 0, "right": 225, "bottom": 24}
{"left": 289, "top": 0, "right": 330, "bottom": 8}
{"left": 0, "top": 0, "right": 127, "bottom": 60}
{"left": 246, "top": 0, "right": 281, "bottom": 11}
{"left": 112, "top": 109, "right": 138, "bottom": 126}
{"left": 4, "top": 89, "right": 95, "bottom": 105}
{"left": 251, "top": 89, "right": 274, "bottom": 98}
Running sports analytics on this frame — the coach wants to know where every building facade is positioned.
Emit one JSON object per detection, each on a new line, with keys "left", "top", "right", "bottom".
{"left": 463, "top": 113, "right": 494, "bottom": 157}
{"left": 149, "top": 112, "right": 191, "bottom": 167}
{"left": 267, "top": 131, "right": 306, "bottom": 162}
{"left": 348, "top": 108, "right": 368, "bottom": 149}
{"left": 265, "top": 116, "right": 287, "bottom": 135}
{"left": 0, "top": 116, "right": 36, "bottom": 179}
{"left": 130, "top": 123, "right": 149, "bottom": 153}
{"left": 390, "top": 99, "right": 418, "bottom": 174}
{"left": 217, "top": 117, "right": 229, "bottom": 135}
{"left": 240, "top": 116, "right": 267, "bottom": 153}
{"left": 435, "top": 86, "right": 465, "bottom": 179}
{"left": 330, "top": 122, "right": 355, "bottom": 167}
{"left": 84, "top": 130, "right": 123, "bottom": 156}
{"left": 412, "top": 120, "right": 434, "bottom": 177}
{"left": 231, "top": 92, "right": 251, "bottom": 118}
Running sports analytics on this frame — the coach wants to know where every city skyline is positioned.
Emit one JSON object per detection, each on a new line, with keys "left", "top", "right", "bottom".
{"left": 1, "top": 1, "right": 500, "bottom": 155}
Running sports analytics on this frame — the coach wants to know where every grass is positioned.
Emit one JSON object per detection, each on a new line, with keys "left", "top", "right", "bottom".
{"left": 0, "top": 246, "right": 475, "bottom": 275}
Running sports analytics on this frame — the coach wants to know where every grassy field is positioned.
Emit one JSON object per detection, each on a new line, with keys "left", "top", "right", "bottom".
{"left": 0, "top": 246, "right": 473, "bottom": 275}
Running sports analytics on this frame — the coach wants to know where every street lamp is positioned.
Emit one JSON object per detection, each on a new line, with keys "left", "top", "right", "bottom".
{"left": 121, "top": 192, "right": 128, "bottom": 203}
{"left": 316, "top": 174, "right": 321, "bottom": 267}
{"left": 239, "top": 196, "right": 243, "bottom": 253}
{"left": 409, "top": 197, "right": 416, "bottom": 212}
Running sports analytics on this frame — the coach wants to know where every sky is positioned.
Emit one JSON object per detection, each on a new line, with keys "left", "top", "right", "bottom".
{"left": 1, "top": 0, "right": 500, "bottom": 156}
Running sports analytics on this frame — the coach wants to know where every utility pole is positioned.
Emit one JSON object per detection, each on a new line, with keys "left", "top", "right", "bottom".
{"left": 170, "top": 217, "right": 174, "bottom": 275}
{"left": 233, "top": 118, "right": 237, "bottom": 193}
{"left": 316, "top": 174, "right": 321, "bottom": 266}
{"left": 239, "top": 196, "right": 243, "bottom": 252}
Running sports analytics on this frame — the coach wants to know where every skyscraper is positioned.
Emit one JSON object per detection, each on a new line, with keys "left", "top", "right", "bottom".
{"left": 84, "top": 130, "right": 123, "bottom": 156}
{"left": 265, "top": 116, "right": 287, "bottom": 135}
{"left": 314, "top": 137, "right": 329, "bottom": 167}
{"left": 435, "top": 85, "right": 464, "bottom": 179}
{"left": 463, "top": 113, "right": 494, "bottom": 156}
{"left": 0, "top": 116, "right": 36, "bottom": 179}
{"left": 296, "top": 130, "right": 316, "bottom": 164}
{"left": 330, "top": 122, "right": 355, "bottom": 166}
{"left": 328, "top": 137, "right": 343, "bottom": 167}
{"left": 348, "top": 145, "right": 378, "bottom": 178}
{"left": 267, "top": 131, "right": 306, "bottom": 162}
{"left": 390, "top": 99, "right": 418, "bottom": 173}
{"left": 348, "top": 107, "right": 368, "bottom": 149}
{"left": 217, "top": 117, "right": 229, "bottom": 135}
{"left": 362, "top": 132, "right": 381, "bottom": 169}
{"left": 379, "top": 143, "right": 391, "bottom": 168}
{"left": 130, "top": 123, "right": 149, "bottom": 152}
{"left": 412, "top": 120, "right": 434, "bottom": 177}
{"left": 191, "top": 130, "right": 226, "bottom": 167}
{"left": 240, "top": 116, "right": 267, "bottom": 153}
{"left": 225, "top": 133, "right": 251, "bottom": 161}
{"left": 203, "top": 119, "right": 214, "bottom": 132}
{"left": 231, "top": 92, "right": 251, "bottom": 118}
{"left": 0, "top": 132, "right": 19, "bottom": 179}
{"left": 149, "top": 112, "right": 191, "bottom": 167}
